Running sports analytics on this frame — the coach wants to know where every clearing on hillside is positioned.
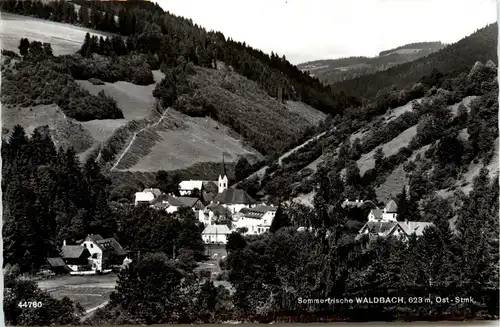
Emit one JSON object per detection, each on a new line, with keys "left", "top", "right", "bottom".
{"left": 0, "top": 12, "right": 114, "bottom": 56}
{"left": 357, "top": 125, "right": 417, "bottom": 175}
{"left": 114, "top": 109, "right": 263, "bottom": 172}
{"left": 285, "top": 101, "right": 327, "bottom": 125}
{"left": 2, "top": 104, "right": 94, "bottom": 153}
{"left": 76, "top": 74, "right": 163, "bottom": 121}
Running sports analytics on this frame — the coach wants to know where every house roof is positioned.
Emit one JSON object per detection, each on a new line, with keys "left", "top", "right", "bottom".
{"left": 168, "top": 196, "right": 204, "bottom": 209}
{"left": 361, "top": 221, "right": 398, "bottom": 236}
{"left": 61, "top": 245, "right": 90, "bottom": 259}
{"left": 369, "top": 208, "right": 383, "bottom": 219}
{"left": 143, "top": 188, "right": 162, "bottom": 197}
{"left": 214, "top": 189, "right": 256, "bottom": 205}
{"left": 97, "top": 238, "right": 127, "bottom": 256}
{"left": 205, "top": 203, "right": 230, "bottom": 216}
{"left": 202, "top": 224, "right": 231, "bottom": 235}
{"left": 150, "top": 193, "right": 169, "bottom": 205}
{"left": 238, "top": 205, "right": 276, "bottom": 219}
{"left": 397, "top": 222, "right": 435, "bottom": 237}
{"left": 47, "top": 257, "right": 70, "bottom": 268}
{"left": 384, "top": 200, "right": 398, "bottom": 213}
{"left": 360, "top": 221, "right": 435, "bottom": 238}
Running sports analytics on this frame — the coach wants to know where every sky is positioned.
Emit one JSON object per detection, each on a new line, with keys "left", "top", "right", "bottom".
{"left": 157, "top": 0, "right": 497, "bottom": 64}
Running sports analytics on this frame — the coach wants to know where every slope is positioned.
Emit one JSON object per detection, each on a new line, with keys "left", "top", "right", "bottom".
{"left": 330, "top": 23, "right": 497, "bottom": 99}
{"left": 297, "top": 42, "right": 446, "bottom": 84}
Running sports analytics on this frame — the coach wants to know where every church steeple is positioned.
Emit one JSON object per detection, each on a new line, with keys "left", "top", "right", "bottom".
{"left": 218, "top": 153, "right": 228, "bottom": 193}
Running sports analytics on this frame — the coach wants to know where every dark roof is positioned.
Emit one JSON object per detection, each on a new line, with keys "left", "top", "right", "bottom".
{"left": 47, "top": 257, "right": 69, "bottom": 268}
{"left": 239, "top": 205, "right": 277, "bottom": 219}
{"left": 384, "top": 200, "right": 398, "bottom": 213}
{"left": 97, "top": 238, "right": 127, "bottom": 256}
{"left": 168, "top": 196, "right": 205, "bottom": 209}
{"left": 205, "top": 203, "right": 230, "bottom": 216}
{"left": 214, "top": 189, "right": 256, "bottom": 205}
{"left": 362, "top": 221, "right": 398, "bottom": 235}
{"left": 150, "top": 194, "right": 169, "bottom": 205}
{"left": 61, "top": 245, "right": 90, "bottom": 259}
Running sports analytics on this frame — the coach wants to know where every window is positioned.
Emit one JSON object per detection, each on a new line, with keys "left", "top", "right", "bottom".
{"left": 90, "top": 244, "right": 93, "bottom": 248}
{"left": 83, "top": 243, "right": 87, "bottom": 248}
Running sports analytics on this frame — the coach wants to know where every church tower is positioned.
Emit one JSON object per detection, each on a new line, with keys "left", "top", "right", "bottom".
{"left": 218, "top": 153, "right": 228, "bottom": 193}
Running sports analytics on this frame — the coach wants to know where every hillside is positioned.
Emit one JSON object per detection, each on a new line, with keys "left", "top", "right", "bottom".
{"left": 330, "top": 23, "right": 497, "bottom": 100}
{"left": 242, "top": 58, "right": 498, "bottom": 208}
{"left": 297, "top": 42, "right": 446, "bottom": 84}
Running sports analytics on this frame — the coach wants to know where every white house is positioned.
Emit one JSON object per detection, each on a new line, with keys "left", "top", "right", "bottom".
{"left": 134, "top": 188, "right": 162, "bottom": 206}
{"left": 78, "top": 234, "right": 127, "bottom": 272}
{"left": 179, "top": 180, "right": 204, "bottom": 196}
{"left": 232, "top": 205, "right": 277, "bottom": 235}
{"left": 202, "top": 224, "right": 232, "bottom": 244}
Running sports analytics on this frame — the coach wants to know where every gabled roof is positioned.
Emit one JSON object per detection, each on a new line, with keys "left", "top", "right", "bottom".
{"left": 369, "top": 208, "right": 383, "bottom": 219}
{"left": 143, "top": 188, "right": 162, "bottom": 197}
{"left": 97, "top": 238, "right": 127, "bottom": 256}
{"left": 384, "top": 200, "right": 398, "bottom": 213}
{"left": 397, "top": 222, "right": 435, "bottom": 237}
{"left": 238, "top": 205, "right": 276, "bottom": 219}
{"left": 61, "top": 245, "right": 90, "bottom": 259}
{"left": 47, "top": 257, "right": 70, "bottom": 269}
{"left": 361, "top": 221, "right": 398, "bottom": 236}
{"left": 168, "top": 196, "right": 204, "bottom": 209}
{"left": 150, "top": 194, "right": 169, "bottom": 205}
{"left": 214, "top": 189, "right": 256, "bottom": 205}
{"left": 205, "top": 203, "right": 230, "bottom": 216}
{"left": 202, "top": 224, "right": 231, "bottom": 235}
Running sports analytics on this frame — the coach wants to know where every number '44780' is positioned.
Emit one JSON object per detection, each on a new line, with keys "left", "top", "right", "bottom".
{"left": 18, "top": 301, "right": 43, "bottom": 308}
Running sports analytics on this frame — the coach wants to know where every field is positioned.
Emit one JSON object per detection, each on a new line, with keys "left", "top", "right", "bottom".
{"left": 0, "top": 12, "right": 114, "bottom": 56}
{"left": 37, "top": 274, "right": 118, "bottom": 312}
{"left": 2, "top": 104, "right": 95, "bottom": 153}
{"left": 116, "top": 109, "right": 263, "bottom": 172}
{"left": 357, "top": 125, "right": 417, "bottom": 175}
{"left": 285, "top": 101, "right": 326, "bottom": 125}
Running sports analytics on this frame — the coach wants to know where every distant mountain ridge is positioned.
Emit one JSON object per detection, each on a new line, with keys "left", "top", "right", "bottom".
{"left": 297, "top": 41, "right": 446, "bottom": 84}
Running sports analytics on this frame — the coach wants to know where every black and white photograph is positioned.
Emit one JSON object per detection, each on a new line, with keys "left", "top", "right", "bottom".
{"left": 0, "top": 0, "right": 499, "bottom": 325}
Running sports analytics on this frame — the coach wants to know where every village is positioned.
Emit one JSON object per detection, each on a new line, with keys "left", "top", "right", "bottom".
{"left": 41, "top": 166, "right": 441, "bottom": 277}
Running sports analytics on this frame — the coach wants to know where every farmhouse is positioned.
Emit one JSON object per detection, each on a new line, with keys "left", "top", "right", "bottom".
{"left": 202, "top": 224, "right": 232, "bottom": 244}
{"left": 232, "top": 205, "right": 277, "bottom": 235}
{"left": 78, "top": 234, "right": 127, "bottom": 272}
{"left": 134, "top": 188, "right": 162, "bottom": 205}
{"left": 357, "top": 200, "right": 435, "bottom": 241}
{"left": 60, "top": 242, "right": 92, "bottom": 272}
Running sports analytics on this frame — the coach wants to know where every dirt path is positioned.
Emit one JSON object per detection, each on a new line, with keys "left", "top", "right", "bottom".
{"left": 80, "top": 301, "right": 109, "bottom": 322}
{"left": 110, "top": 108, "right": 169, "bottom": 171}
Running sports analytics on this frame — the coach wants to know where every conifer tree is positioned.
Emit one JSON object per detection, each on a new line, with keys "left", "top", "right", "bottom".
{"left": 269, "top": 203, "right": 291, "bottom": 233}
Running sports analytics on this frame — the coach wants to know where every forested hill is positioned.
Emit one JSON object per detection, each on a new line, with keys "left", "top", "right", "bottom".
{"left": 330, "top": 23, "right": 497, "bottom": 100}
{"left": 297, "top": 42, "right": 446, "bottom": 85}
{"left": 378, "top": 41, "right": 445, "bottom": 56}
{"left": 0, "top": 0, "right": 360, "bottom": 114}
